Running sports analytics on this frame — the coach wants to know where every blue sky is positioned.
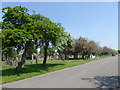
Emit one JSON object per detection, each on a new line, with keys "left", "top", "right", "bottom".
{"left": 2, "top": 2, "right": 118, "bottom": 50}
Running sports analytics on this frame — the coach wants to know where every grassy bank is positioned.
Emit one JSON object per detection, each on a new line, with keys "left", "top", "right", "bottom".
{"left": 1, "top": 55, "right": 111, "bottom": 84}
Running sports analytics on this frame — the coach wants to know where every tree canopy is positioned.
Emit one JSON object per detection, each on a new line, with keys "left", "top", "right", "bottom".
{"left": 2, "top": 6, "right": 72, "bottom": 72}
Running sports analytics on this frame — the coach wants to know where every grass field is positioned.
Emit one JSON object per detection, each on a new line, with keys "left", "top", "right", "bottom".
{"left": 1, "top": 55, "right": 111, "bottom": 84}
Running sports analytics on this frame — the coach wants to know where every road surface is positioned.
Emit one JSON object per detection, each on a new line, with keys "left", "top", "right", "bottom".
{"left": 2, "top": 55, "right": 119, "bottom": 88}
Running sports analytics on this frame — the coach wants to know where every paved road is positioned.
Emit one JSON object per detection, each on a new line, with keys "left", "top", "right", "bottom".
{"left": 3, "top": 55, "right": 119, "bottom": 88}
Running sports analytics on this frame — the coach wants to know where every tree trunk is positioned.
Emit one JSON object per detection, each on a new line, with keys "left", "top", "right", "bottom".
{"left": 82, "top": 54, "right": 85, "bottom": 59}
{"left": 58, "top": 53, "right": 64, "bottom": 61}
{"left": 65, "top": 54, "right": 68, "bottom": 60}
{"left": 36, "top": 59, "right": 38, "bottom": 64}
{"left": 5, "top": 52, "right": 7, "bottom": 61}
{"left": 15, "top": 49, "right": 26, "bottom": 72}
{"left": 43, "top": 42, "right": 49, "bottom": 65}
{"left": 15, "top": 42, "right": 29, "bottom": 72}
{"left": 74, "top": 54, "right": 78, "bottom": 59}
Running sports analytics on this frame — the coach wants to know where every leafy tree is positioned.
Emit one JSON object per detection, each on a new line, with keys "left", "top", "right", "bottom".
{"left": 57, "top": 32, "right": 74, "bottom": 60}
{"left": 71, "top": 37, "right": 88, "bottom": 59}
{"left": 30, "top": 14, "right": 66, "bottom": 64}
{"left": 83, "top": 40, "right": 99, "bottom": 59}
{"left": 2, "top": 6, "right": 37, "bottom": 72}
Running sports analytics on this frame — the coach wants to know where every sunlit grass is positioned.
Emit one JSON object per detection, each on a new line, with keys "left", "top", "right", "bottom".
{"left": 1, "top": 55, "right": 111, "bottom": 84}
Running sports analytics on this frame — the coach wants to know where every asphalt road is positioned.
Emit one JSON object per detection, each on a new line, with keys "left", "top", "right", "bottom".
{"left": 3, "top": 55, "right": 119, "bottom": 88}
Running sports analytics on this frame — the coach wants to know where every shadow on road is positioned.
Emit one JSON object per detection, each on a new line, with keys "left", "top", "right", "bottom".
{"left": 82, "top": 75, "right": 120, "bottom": 88}
{"left": 2, "top": 64, "right": 65, "bottom": 76}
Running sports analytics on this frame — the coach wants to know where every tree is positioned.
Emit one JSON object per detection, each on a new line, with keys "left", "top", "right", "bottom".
{"left": 83, "top": 40, "right": 99, "bottom": 59}
{"left": 57, "top": 32, "right": 74, "bottom": 60}
{"left": 2, "top": 6, "right": 38, "bottom": 72}
{"left": 40, "top": 23, "right": 65, "bottom": 64}
{"left": 30, "top": 14, "right": 67, "bottom": 64}
{"left": 71, "top": 37, "right": 88, "bottom": 59}
{"left": 96, "top": 46, "right": 103, "bottom": 56}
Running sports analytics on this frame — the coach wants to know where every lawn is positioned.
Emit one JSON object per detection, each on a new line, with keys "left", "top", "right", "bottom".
{"left": 1, "top": 55, "right": 111, "bottom": 84}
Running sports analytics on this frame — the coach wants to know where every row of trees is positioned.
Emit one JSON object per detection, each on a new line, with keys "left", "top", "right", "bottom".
{"left": 1, "top": 6, "right": 117, "bottom": 72}
{"left": 2, "top": 6, "right": 73, "bottom": 72}
{"left": 60, "top": 37, "right": 118, "bottom": 60}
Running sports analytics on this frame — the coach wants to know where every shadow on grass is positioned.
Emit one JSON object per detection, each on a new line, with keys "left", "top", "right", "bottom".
{"left": 66, "top": 58, "right": 83, "bottom": 60}
{"left": 2, "top": 64, "right": 65, "bottom": 76}
{"left": 82, "top": 75, "right": 120, "bottom": 88}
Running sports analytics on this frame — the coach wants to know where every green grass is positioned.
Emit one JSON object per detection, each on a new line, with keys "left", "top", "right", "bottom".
{"left": 1, "top": 55, "right": 111, "bottom": 84}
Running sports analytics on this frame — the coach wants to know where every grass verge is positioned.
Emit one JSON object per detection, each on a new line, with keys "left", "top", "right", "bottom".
{"left": 1, "top": 55, "right": 111, "bottom": 84}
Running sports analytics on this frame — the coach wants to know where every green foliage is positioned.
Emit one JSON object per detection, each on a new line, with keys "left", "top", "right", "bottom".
{"left": 26, "top": 43, "right": 37, "bottom": 60}
{"left": 2, "top": 6, "right": 29, "bottom": 29}
{"left": 111, "top": 49, "right": 118, "bottom": 54}
{"left": 101, "top": 47, "right": 113, "bottom": 55}
{"left": 4, "top": 47, "right": 17, "bottom": 58}
{"left": 118, "top": 50, "right": 120, "bottom": 54}
{"left": 2, "top": 6, "right": 71, "bottom": 65}
{"left": 40, "top": 47, "right": 56, "bottom": 57}
{"left": 2, "top": 6, "right": 32, "bottom": 50}
{"left": 56, "top": 32, "right": 75, "bottom": 51}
